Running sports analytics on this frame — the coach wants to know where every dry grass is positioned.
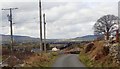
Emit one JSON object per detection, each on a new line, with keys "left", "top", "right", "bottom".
{"left": 90, "top": 41, "right": 104, "bottom": 58}
{"left": 24, "top": 52, "right": 58, "bottom": 67}
{"left": 79, "top": 40, "right": 120, "bottom": 68}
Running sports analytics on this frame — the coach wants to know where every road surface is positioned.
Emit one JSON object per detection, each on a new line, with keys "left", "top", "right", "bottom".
{"left": 52, "top": 54, "right": 86, "bottom": 67}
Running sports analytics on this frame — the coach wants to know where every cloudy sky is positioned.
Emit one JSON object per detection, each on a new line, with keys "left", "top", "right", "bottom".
{"left": 0, "top": 0, "right": 119, "bottom": 39}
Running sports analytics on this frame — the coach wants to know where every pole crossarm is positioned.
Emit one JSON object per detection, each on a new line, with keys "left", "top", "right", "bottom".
{"left": 2, "top": 8, "right": 18, "bottom": 10}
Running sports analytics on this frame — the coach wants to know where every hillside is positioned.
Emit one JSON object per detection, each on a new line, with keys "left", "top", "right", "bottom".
{"left": 74, "top": 35, "right": 100, "bottom": 41}
{"left": 0, "top": 34, "right": 62, "bottom": 44}
{"left": 0, "top": 34, "right": 104, "bottom": 45}
{"left": 0, "top": 34, "right": 38, "bottom": 44}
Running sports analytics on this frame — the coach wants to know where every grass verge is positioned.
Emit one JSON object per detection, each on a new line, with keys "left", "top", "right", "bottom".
{"left": 79, "top": 52, "right": 95, "bottom": 67}
{"left": 79, "top": 41, "right": 120, "bottom": 69}
{"left": 24, "top": 52, "right": 58, "bottom": 67}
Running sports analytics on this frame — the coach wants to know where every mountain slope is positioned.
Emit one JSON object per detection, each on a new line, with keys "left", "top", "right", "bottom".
{"left": 0, "top": 34, "right": 103, "bottom": 44}
{"left": 74, "top": 35, "right": 99, "bottom": 41}
{"left": 0, "top": 34, "right": 60, "bottom": 44}
{"left": 0, "top": 34, "right": 38, "bottom": 44}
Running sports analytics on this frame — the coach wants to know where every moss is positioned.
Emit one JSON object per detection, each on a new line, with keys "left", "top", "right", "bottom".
{"left": 113, "top": 43, "right": 119, "bottom": 46}
{"left": 118, "top": 43, "right": 120, "bottom": 46}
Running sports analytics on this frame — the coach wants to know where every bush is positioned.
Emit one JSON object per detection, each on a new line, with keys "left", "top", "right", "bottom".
{"left": 102, "top": 46, "right": 109, "bottom": 56}
{"left": 51, "top": 52, "right": 58, "bottom": 56}
{"left": 85, "top": 42, "right": 94, "bottom": 53}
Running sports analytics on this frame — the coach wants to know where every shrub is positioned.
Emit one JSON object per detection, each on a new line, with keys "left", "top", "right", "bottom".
{"left": 51, "top": 52, "right": 58, "bottom": 56}
{"left": 85, "top": 42, "right": 94, "bottom": 53}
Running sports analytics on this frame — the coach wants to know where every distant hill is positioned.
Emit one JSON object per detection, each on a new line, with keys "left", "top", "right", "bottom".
{"left": 0, "top": 34, "right": 60, "bottom": 44}
{"left": 0, "top": 34, "right": 38, "bottom": 44}
{"left": 74, "top": 35, "right": 100, "bottom": 41}
{"left": 0, "top": 34, "right": 103, "bottom": 44}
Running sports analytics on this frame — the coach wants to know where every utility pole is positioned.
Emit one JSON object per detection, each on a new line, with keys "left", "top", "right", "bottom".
{"left": 2, "top": 8, "right": 18, "bottom": 55}
{"left": 39, "top": 0, "right": 43, "bottom": 51}
{"left": 43, "top": 13, "right": 46, "bottom": 52}
{"left": 118, "top": 2, "right": 120, "bottom": 43}
{"left": 2, "top": 8, "right": 18, "bottom": 66}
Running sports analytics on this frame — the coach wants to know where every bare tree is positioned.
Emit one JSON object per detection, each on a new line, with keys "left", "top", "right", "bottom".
{"left": 94, "top": 15, "right": 119, "bottom": 40}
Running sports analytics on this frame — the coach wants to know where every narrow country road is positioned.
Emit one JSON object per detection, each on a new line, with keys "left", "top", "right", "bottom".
{"left": 52, "top": 54, "right": 86, "bottom": 67}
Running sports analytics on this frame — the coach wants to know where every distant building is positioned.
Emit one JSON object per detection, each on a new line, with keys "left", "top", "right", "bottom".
{"left": 52, "top": 47, "right": 59, "bottom": 52}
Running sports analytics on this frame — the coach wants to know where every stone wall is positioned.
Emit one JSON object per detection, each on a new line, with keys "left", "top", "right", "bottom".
{"left": 109, "top": 43, "right": 120, "bottom": 64}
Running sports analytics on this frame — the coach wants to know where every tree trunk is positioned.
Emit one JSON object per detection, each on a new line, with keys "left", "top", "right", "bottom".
{"left": 116, "top": 30, "right": 119, "bottom": 42}
{"left": 106, "top": 31, "right": 109, "bottom": 40}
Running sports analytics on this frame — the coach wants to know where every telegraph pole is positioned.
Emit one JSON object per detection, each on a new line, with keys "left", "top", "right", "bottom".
{"left": 39, "top": 0, "right": 43, "bottom": 51}
{"left": 2, "top": 8, "right": 18, "bottom": 54}
{"left": 2, "top": 8, "right": 18, "bottom": 66}
{"left": 43, "top": 13, "right": 46, "bottom": 52}
{"left": 118, "top": 2, "right": 120, "bottom": 43}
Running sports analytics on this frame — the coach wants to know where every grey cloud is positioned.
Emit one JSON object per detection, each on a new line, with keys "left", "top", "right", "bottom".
{"left": 1, "top": 1, "right": 119, "bottom": 39}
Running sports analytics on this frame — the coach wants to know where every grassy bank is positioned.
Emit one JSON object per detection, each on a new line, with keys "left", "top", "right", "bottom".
{"left": 24, "top": 52, "right": 58, "bottom": 67}
{"left": 79, "top": 51, "right": 106, "bottom": 67}
{"left": 79, "top": 41, "right": 120, "bottom": 68}
{"left": 79, "top": 52, "right": 120, "bottom": 69}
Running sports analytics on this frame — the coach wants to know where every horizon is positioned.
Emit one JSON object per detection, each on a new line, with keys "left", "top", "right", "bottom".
{"left": 0, "top": 34, "right": 97, "bottom": 39}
